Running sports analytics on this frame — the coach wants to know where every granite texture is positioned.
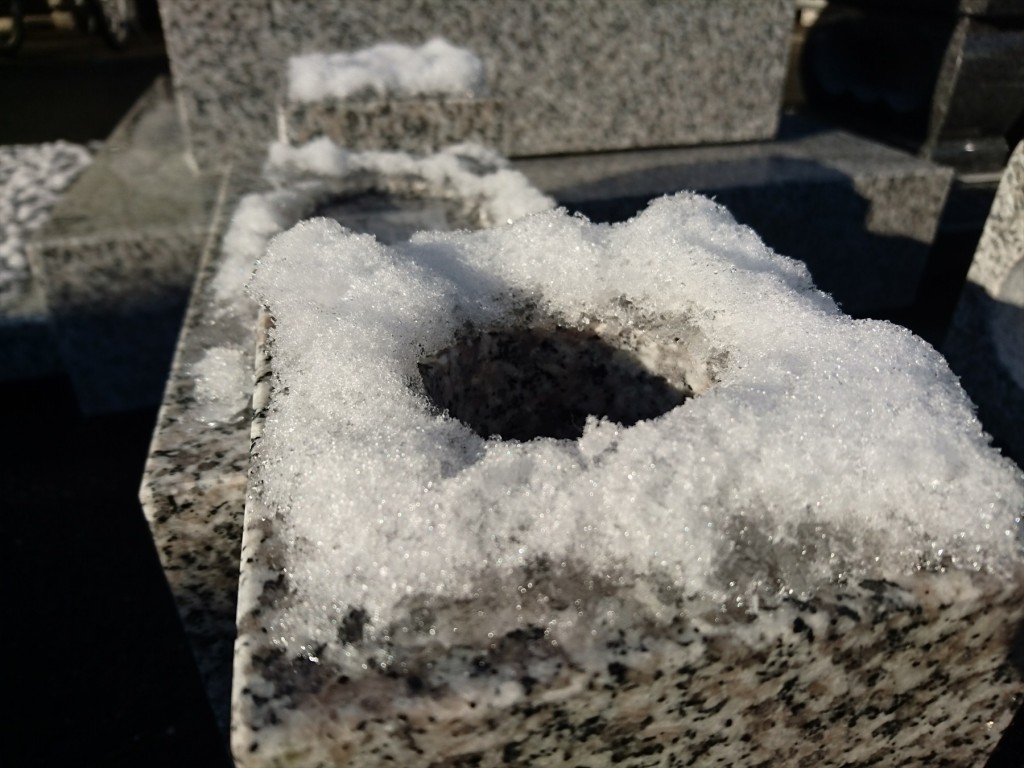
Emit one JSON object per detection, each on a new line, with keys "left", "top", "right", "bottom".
{"left": 802, "top": 6, "right": 1024, "bottom": 172}
{"left": 944, "top": 140, "right": 1024, "bottom": 469}
{"left": 280, "top": 96, "right": 503, "bottom": 153}
{"left": 26, "top": 78, "right": 223, "bottom": 412}
{"left": 141, "top": 146, "right": 553, "bottom": 734}
{"left": 229, "top": 182, "right": 1022, "bottom": 768}
{"left": 157, "top": 0, "right": 793, "bottom": 169}
{"left": 233, "top": 288, "right": 1023, "bottom": 767}
{"left": 513, "top": 118, "right": 954, "bottom": 318}
{"left": 233, "top": 547, "right": 1024, "bottom": 767}
{"left": 0, "top": 142, "right": 93, "bottom": 381}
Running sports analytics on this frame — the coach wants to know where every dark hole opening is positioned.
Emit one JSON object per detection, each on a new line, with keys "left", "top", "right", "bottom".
{"left": 418, "top": 326, "right": 692, "bottom": 441}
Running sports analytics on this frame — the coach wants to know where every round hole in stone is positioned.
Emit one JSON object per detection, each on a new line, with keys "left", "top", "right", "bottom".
{"left": 418, "top": 326, "right": 693, "bottom": 441}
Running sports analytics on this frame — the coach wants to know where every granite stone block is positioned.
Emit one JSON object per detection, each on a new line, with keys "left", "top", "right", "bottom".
{"left": 26, "top": 78, "right": 223, "bottom": 413}
{"left": 230, "top": 203, "right": 1024, "bottom": 767}
{"left": 944, "top": 140, "right": 1024, "bottom": 469}
{"left": 513, "top": 118, "right": 953, "bottom": 319}
{"left": 157, "top": 0, "right": 793, "bottom": 169}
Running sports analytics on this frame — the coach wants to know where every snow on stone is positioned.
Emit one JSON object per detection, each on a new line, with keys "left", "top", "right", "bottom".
{"left": 0, "top": 142, "right": 92, "bottom": 309}
{"left": 288, "top": 38, "right": 486, "bottom": 103}
{"left": 248, "top": 192, "right": 1024, "bottom": 653}
{"left": 190, "top": 345, "right": 252, "bottom": 426}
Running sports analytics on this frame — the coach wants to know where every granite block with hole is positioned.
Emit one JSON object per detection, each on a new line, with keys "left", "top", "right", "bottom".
{"left": 156, "top": 0, "right": 792, "bottom": 169}
{"left": 231, "top": 200, "right": 1024, "bottom": 767}
{"left": 26, "top": 78, "right": 223, "bottom": 413}
{"left": 944, "top": 140, "right": 1024, "bottom": 469}
{"left": 513, "top": 117, "right": 953, "bottom": 319}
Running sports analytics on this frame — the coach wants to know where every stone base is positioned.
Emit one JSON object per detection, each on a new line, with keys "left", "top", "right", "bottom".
{"left": 513, "top": 117, "right": 953, "bottom": 319}
{"left": 27, "top": 77, "right": 223, "bottom": 413}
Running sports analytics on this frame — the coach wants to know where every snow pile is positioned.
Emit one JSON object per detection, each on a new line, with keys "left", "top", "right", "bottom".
{"left": 288, "top": 38, "right": 486, "bottom": 103}
{"left": 248, "top": 194, "right": 1024, "bottom": 646}
{"left": 0, "top": 142, "right": 92, "bottom": 309}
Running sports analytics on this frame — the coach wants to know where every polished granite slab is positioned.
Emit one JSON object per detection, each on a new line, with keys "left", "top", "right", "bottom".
{"left": 157, "top": 0, "right": 793, "bottom": 168}
{"left": 229, "top": 198, "right": 1024, "bottom": 767}
{"left": 142, "top": 127, "right": 968, "bottom": 741}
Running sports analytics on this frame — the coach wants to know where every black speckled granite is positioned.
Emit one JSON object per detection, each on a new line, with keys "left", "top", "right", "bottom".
{"left": 157, "top": 0, "right": 792, "bottom": 169}
{"left": 944, "top": 140, "right": 1024, "bottom": 469}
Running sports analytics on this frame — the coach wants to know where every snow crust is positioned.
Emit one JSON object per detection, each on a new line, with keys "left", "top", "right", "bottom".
{"left": 0, "top": 142, "right": 92, "bottom": 308}
{"left": 248, "top": 194, "right": 1024, "bottom": 648}
{"left": 288, "top": 38, "right": 486, "bottom": 103}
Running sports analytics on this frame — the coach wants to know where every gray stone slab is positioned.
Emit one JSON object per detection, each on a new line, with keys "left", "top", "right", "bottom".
{"left": 513, "top": 119, "right": 954, "bottom": 318}
{"left": 27, "top": 78, "right": 223, "bottom": 413}
{"left": 157, "top": 0, "right": 793, "bottom": 169}
{"left": 944, "top": 140, "right": 1024, "bottom": 468}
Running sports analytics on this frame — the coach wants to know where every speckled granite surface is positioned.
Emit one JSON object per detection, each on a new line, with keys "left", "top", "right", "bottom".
{"left": 26, "top": 78, "right": 223, "bottom": 412}
{"left": 233, "top": 549, "right": 1024, "bottom": 767}
{"left": 157, "top": 0, "right": 793, "bottom": 169}
{"left": 0, "top": 142, "right": 93, "bottom": 380}
{"left": 944, "top": 141, "right": 1024, "bottom": 468}
{"left": 141, "top": 145, "right": 554, "bottom": 734}
{"left": 513, "top": 118, "right": 953, "bottom": 318}
{"left": 233, "top": 261, "right": 1023, "bottom": 767}
{"left": 280, "top": 96, "right": 503, "bottom": 154}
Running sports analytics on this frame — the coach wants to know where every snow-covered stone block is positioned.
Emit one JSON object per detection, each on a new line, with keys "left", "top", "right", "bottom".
{"left": 232, "top": 194, "right": 1024, "bottom": 766}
